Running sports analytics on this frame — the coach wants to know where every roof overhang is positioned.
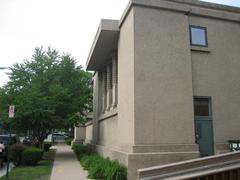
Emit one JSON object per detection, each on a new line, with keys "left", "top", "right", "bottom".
{"left": 86, "top": 19, "right": 119, "bottom": 71}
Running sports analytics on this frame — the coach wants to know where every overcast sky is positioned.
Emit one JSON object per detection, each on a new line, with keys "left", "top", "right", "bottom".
{"left": 0, "top": 0, "right": 240, "bottom": 86}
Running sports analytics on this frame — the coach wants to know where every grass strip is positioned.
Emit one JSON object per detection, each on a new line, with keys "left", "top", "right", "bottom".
{"left": 0, "top": 149, "right": 55, "bottom": 180}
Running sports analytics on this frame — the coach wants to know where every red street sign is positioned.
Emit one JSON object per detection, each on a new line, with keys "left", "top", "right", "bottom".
{"left": 8, "top": 105, "right": 15, "bottom": 118}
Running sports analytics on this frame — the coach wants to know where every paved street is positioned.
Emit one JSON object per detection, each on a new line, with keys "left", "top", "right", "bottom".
{"left": 50, "top": 143, "right": 89, "bottom": 180}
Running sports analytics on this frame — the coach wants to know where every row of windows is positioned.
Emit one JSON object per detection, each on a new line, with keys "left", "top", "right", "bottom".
{"left": 190, "top": 25, "right": 208, "bottom": 47}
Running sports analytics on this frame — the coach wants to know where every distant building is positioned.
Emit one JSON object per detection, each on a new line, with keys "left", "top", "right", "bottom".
{"left": 82, "top": 0, "right": 240, "bottom": 179}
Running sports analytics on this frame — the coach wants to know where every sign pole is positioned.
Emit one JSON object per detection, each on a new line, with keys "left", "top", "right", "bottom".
{"left": 6, "top": 122, "right": 11, "bottom": 178}
{"left": 6, "top": 105, "right": 14, "bottom": 178}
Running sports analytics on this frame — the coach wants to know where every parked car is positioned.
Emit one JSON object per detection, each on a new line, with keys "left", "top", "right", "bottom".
{"left": 0, "top": 134, "right": 20, "bottom": 146}
{"left": 22, "top": 136, "right": 34, "bottom": 146}
{"left": 0, "top": 134, "right": 20, "bottom": 160}
{"left": 52, "top": 133, "right": 67, "bottom": 142}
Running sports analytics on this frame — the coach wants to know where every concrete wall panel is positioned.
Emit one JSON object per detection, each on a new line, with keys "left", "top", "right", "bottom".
{"left": 117, "top": 8, "right": 135, "bottom": 146}
{"left": 86, "top": 124, "right": 93, "bottom": 143}
{"left": 98, "top": 115, "right": 118, "bottom": 147}
{"left": 190, "top": 16, "right": 240, "bottom": 146}
{"left": 133, "top": 6, "right": 195, "bottom": 145}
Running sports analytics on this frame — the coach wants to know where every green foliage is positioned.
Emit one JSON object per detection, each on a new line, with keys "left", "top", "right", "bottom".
{"left": 10, "top": 143, "right": 27, "bottom": 166}
{"left": 80, "top": 154, "right": 101, "bottom": 170}
{"left": 80, "top": 154, "right": 127, "bottom": 180}
{"left": 22, "top": 147, "right": 43, "bottom": 166}
{"left": 87, "top": 158, "right": 106, "bottom": 179}
{"left": 104, "top": 160, "right": 127, "bottom": 180}
{"left": 0, "top": 150, "right": 55, "bottom": 180}
{"left": 43, "top": 142, "right": 52, "bottom": 152}
{"left": 72, "top": 144, "right": 92, "bottom": 156}
{"left": 73, "top": 144, "right": 127, "bottom": 180}
{"left": 0, "top": 88, "right": 11, "bottom": 132}
{"left": 65, "top": 138, "right": 72, "bottom": 146}
{"left": 0, "top": 47, "right": 92, "bottom": 142}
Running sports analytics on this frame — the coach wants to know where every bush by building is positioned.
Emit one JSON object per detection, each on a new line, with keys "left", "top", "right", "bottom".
{"left": 22, "top": 147, "right": 43, "bottom": 166}
{"left": 43, "top": 142, "right": 52, "bottom": 152}
{"left": 72, "top": 144, "right": 92, "bottom": 157}
{"left": 73, "top": 144, "right": 127, "bottom": 180}
{"left": 65, "top": 138, "right": 72, "bottom": 146}
{"left": 10, "top": 143, "right": 27, "bottom": 166}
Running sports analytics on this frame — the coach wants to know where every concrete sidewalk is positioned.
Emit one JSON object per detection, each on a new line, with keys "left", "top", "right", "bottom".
{"left": 0, "top": 163, "right": 14, "bottom": 178}
{"left": 50, "top": 143, "right": 89, "bottom": 180}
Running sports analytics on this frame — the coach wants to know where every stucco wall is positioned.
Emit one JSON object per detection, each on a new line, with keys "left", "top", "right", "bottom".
{"left": 87, "top": 1, "right": 240, "bottom": 179}
{"left": 133, "top": 6, "right": 196, "bottom": 145}
{"left": 74, "top": 126, "right": 86, "bottom": 142}
{"left": 86, "top": 123, "right": 93, "bottom": 143}
{"left": 117, "top": 8, "right": 135, "bottom": 148}
{"left": 190, "top": 16, "right": 240, "bottom": 146}
{"left": 98, "top": 115, "right": 118, "bottom": 147}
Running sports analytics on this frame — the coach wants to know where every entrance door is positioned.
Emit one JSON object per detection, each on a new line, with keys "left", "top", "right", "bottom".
{"left": 194, "top": 97, "right": 214, "bottom": 157}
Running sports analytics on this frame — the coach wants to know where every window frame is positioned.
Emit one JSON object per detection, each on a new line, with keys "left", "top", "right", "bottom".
{"left": 193, "top": 96, "right": 212, "bottom": 119}
{"left": 190, "top": 25, "right": 208, "bottom": 47}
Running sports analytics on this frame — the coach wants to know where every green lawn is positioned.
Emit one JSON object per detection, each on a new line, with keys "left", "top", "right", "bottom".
{"left": 0, "top": 149, "right": 55, "bottom": 180}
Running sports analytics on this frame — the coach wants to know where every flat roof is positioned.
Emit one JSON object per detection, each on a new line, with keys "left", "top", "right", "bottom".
{"left": 167, "top": 0, "right": 240, "bottom": 13}
{"left": 86, "top": 19, "right": 119, "bottom": 71}
{"left": 86, "top": 0, "right": 240, "bottom": 71}
{"left": 119, "top": 0, "right": 240, "bottom": 27}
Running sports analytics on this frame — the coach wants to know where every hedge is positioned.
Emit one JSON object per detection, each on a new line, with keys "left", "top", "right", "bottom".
{"left": 22, "top": 147, "right": 43, "bottom": 166}
{"left": 10, "top": 143, "right": 27, "bottom": 166}
{"left": 73, "top": 144, "right": 127, "bottom": 180}
{"left": 44, "top": 142, "right": 52, "bottom": 152}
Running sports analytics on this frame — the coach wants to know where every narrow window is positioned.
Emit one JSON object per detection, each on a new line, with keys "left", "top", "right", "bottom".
{"left": 190, "top": 26, "right": 208, "bottom": 47}
{"left": 194, "top": 97, "right": 211, "bottom": 117}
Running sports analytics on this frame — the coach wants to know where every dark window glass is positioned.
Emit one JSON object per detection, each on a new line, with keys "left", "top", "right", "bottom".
{"left": 194, "top": 98, "right": 210, "bottom": 116}
{"left": 190, "top": 26, "right": 208, "bottom": 47}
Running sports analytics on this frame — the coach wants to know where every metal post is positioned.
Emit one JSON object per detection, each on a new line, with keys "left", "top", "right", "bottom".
{"left": 6, "top": 121, "right": 11, "bottom": 178}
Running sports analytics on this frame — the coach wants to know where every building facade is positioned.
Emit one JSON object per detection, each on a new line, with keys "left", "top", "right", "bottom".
{"left": 82, "top": 0, "right": 240, "bottom": 179}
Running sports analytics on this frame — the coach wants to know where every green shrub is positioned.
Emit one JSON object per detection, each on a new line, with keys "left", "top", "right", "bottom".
{"left": 43, "top": 142, "right": 52, "bottom": 152}
{"left": 73, "top": 144, "right": 127, "bottom": 179}
{"left": 10, "top": 143, "right": 27, "bottom": 166}
{"left": 80, "top": 155, "right": 91, "bottom": 169}
{"left": 72, "top": 144, "right": 91, "bottom": 156}
{"left": 22, "top": 147, "right": 44, "bottom": 166}
{"left": 88, "top": 159, "right": 107, "bottom": 179}
{"left": 104, "top": 160, "right": 127, "bottom": 180}
{"left": 80, "top": 154, "right": 127, "bottom": 180}
{"left": 65, "top": 138, "right": 72, "bottom": 146}
{"left": 81, "top": 154, "right": 102, "bottom": 170}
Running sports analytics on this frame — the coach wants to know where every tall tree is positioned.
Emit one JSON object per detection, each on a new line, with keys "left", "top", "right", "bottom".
{"left": 0, "top": 47, "right": 92, "bottom": 145}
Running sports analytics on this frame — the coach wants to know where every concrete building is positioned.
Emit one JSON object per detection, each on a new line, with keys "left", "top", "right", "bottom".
{"left": 80, "top": 0, "right": 240, "bottom": 179}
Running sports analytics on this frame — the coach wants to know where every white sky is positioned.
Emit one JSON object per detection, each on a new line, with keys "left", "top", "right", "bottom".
{"left": 0, "top": 0, "right": 240, "bottom": 86}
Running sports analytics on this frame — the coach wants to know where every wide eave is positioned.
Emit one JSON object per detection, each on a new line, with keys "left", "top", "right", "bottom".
{"left": 86, "top": 19, "right": 119, "bottom": 71}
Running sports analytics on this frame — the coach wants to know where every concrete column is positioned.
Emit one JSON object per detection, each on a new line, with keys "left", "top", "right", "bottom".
{"left": 92, "top": 72, "right": 100, "bottom": 145}
{"left": 111, "top": 53, "right": 118, "bottom": 109}
{"left": 101, "top": 70, "right": 107, "bottom": 113}
{"left": 98, "top": 72, "right": 102, "bottom": 117}
{"left": 106, "top": 63, "right": 112, "bottom": 111}
{"left": 74, "top": 125, "right": 86, "bottom": 143}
